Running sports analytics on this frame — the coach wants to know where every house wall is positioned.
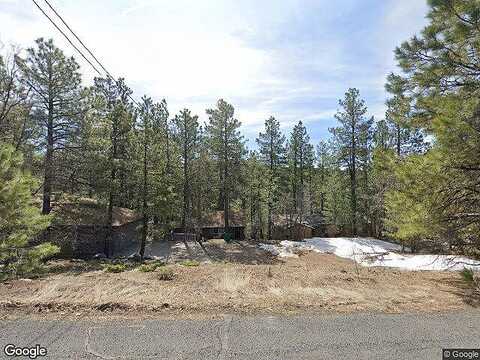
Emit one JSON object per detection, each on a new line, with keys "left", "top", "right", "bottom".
{"left": 272, "top": 224, "right": 313, "bottom": 241}
{"left": 201, "top": 226, "right": 245, "bottom": 240}
{"left": 172, "top": 233, "right": 197, "bottom": 241}
{"left": 111, "top": 219, "right": 142, "bottom": 255}
{"left": 34, "top": 219, "right": 142, "bottom": 258}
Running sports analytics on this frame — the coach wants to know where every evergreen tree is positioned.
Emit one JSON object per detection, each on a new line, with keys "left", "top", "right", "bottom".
{"left": 330, "top": 88, "right": 368, "bottom": 235}
{"left": 172, "top": 108, "right": 199, "bottom": 231}
{"left": 244, "top": 151, "right": 268, "bottom": 240}
{"left": 205, "top": 99, "right": 245, "bottom": 232}
{"left": 256, "top": 116, "right": 286, "bottom": 240}
{"left": 385, "top": 153, "right": 444, "bottom": 252}
{"left": 136, "top": 96, "right": 154, "bottom": 257}
{"left": 390, "top": 0, "right": 480, "bottom": 253}
{"left": 0, "top": 144, "right": 58, "bottom": 279}
{"left": 385, "top": 73, "right": 427, "bottom": 156}
{"left": 315, "top": 140, "right": 330, "bottom": 214}
{"left": 16, "top": 38, "right": 83, "bottom": 214}
{"left": 287, "top": 121, "right": 311, "bottom": 224}
{"left": 0, "top": 49, "right": 33, "bottom": 150}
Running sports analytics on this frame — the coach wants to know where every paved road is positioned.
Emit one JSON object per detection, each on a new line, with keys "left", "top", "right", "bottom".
{"left": 0, "top": 312, "right": 479, "bottom": 359}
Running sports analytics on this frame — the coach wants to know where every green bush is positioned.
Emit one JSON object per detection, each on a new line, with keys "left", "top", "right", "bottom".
{"left": 137, "top": 261, "right": 165, "bottom": 272}
{"left": 103, "top": 263, "right": 128, "bottom": 273}
{"left": 180, "top": 260, "right": 200, "bottom": 267}
{"left": 460, "top": 268, "right": 475, "bottom": 283}
{"left": 157, "top": 267, "right": 174, "bottom": 281}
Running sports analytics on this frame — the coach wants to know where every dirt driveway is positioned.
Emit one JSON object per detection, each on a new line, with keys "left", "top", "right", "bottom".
{"left": 145, "top": 239, "right": 277, "bottom": 265}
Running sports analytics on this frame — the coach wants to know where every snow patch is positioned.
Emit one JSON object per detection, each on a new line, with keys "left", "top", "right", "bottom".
{"left": 259, "top": 237, "right": 480, "bottom": 271}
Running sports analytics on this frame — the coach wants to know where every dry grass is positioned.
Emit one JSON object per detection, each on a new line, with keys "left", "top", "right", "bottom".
{"left": 0, "top": 253, "right": 478, "bottom": 317}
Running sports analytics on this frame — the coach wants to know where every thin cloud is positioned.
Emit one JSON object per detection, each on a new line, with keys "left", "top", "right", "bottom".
{"left": 0, "top": 0, "right": 429, "bottom": 144}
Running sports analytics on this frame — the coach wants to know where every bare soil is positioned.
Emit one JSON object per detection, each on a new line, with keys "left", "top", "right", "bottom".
{"left": 0, "top": 252, "right": 478, "bottom": 319}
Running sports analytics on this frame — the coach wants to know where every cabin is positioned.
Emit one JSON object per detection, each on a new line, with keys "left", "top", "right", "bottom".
{"left": 304, "top": 213, "right": 328, "bottom": 236}
{"left": 33, "top": 196, "right": 142, "bottom": 258}
{"left": 272, "top": 215, "right": 314, "bottom": 241}
{"left": 200, "top": 210, "right": 245, "bottom": 241}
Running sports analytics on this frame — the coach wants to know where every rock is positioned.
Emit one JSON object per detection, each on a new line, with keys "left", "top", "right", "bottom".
{"left": 127, "top": 253, "right": 142, "bottom": 262}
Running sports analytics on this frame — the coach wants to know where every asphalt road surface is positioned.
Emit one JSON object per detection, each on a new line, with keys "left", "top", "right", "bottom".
{"left": 1, "top": 312, "right": 479, "bottom": 359}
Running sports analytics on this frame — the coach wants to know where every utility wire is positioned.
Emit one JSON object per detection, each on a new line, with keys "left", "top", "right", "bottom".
{"left": 42, "top": 0, "right": 118, "bottom": 85}
{"left": 32, "top": 0, "right": 140, "bottom": 106}
{"left": 31, "top": 0, "right": 103, "bottom": 76}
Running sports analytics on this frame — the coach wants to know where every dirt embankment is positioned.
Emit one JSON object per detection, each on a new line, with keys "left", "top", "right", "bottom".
{"left": 0, "top": 253, "right": 478, "bottom": 319}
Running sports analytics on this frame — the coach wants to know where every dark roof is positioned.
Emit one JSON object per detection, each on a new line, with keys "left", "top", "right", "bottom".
{"left": 48, "top": 196, "right": 141, "bottom": 226}
{"left": 201, "top": 210, "right": 244, "bottom": 227}
{"left": 304, "top": 213, "right": 327, "bottom": 227}
{"left": 272, "top": 214, "right": 315, "bottom": 229}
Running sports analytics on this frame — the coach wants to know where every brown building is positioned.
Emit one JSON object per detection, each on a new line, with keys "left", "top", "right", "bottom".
{"left": 271, "top": 215, "right": 314, "bottom": 241}
{"left": 34, "top": 197, "right": 142, "bottom": 258}
{"left": 200, "top": 210, "right": 245, "bottom": 241}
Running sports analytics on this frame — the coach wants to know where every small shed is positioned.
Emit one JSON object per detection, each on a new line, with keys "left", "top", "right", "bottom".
{"left": 200, "top": 211, "right": 245, "bottom": 241}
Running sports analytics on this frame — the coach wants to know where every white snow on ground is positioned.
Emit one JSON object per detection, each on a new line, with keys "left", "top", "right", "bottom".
{"left": 259, "top": 237, "right": 480, "bottom": 271}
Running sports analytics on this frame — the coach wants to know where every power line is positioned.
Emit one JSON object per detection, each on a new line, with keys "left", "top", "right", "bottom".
{"left": 31, "top": 0, "right": 139, "bottom": 106}
{"left": 42, "top": 0, "right": 117, "bottom": 85}
{"left": 31, "top": 0, "right": 103, "bottom": 76}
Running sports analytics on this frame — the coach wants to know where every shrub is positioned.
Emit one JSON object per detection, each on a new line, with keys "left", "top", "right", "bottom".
{"left": 180, "top": 260, "right": 200, "bottom": 267}
{"left": 137, "top": 261, "right": 165, "bottom": 272}
{"left": 103, "top": 263, "right": 127, "bottom": 273}
{"left": 157, "top": 267, "right": 174, "bottom": 281}
{"left": 460, "top": 268, "right": 476, "bottom": 284}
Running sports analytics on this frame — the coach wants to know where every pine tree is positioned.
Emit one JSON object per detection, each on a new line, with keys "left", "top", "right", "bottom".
{"left": 287, "top": 121, "right": 311, "bottom": 224}
{"left": 256, "top": 116, "right": 286, "bottom": 240}
{"left": 88, "top": 77, "right": 134, "bottom": 255}
{"left": 16, "top": 38, "right": 83, "bottom": 214}
{"left": 385, "top": 73, "right": 427, "bottom": 156}
{"left": 205, "top": 99, "right": 245, "bottom": 232}
{"left": 244, "top": 151, "right": 268, "bottom": 240}
{"left": 172, "top": 109, "right": 199, "bottom": 232}
{"left": 0, "top": 144, "right": 58, "bottom": 279}
{"left": 136, "top": 96, "right": 154, "bottom": 258}
{"left": 0, "top": 49, "right": 32, "bottom": 149}
{"left": 385, "top": 153, "right": 444, "bottom": 252}
{"left": 390, "top": 0, "right": 480, "bottom": 253}
{"left": 330, "top": 88, "right": 368, "bottom": 235}
{"left": 315, "top": 140, "right": 329, "bottom": 213}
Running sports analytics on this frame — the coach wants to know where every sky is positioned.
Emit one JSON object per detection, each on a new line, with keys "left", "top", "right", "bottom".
{"left": 0, "top": 0, "right": 429, "bottom": 148}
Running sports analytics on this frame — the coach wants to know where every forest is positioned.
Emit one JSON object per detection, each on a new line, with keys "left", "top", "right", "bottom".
{"left": 1, "top": 0, "right": 479, "bottom": 276}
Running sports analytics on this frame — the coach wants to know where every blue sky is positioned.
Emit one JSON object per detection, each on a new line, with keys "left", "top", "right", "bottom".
{"left": 0, "top": 0, "right": 428, "bottom": 148}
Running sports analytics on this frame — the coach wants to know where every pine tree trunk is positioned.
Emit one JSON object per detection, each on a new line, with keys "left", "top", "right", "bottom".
{"left": 351, "top": 123, "right": 357, "bottom": 236}
{"left": 140, "top": 133, "right": 148, "bottom": 259}
{"left": 182, "top": 129, "right": 189, "bottom": 232}
{"left": 105, "top": 122, "right": 118, "bottom": 257}
{"left": 223, "top": 124, "right": 229, "bottom": 233}
{"left": 268, "top": 139, "right": 274, "bottom": 240}
{"left": 396, "top": 124, "right": 401, "bottom": 156}
{"left": 42, "top": 96, "right": 54, "bottom": 215}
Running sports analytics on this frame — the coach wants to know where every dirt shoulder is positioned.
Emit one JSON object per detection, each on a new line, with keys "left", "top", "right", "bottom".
{"left": 0, "top": 253, "right": 478, "bottom": 319}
